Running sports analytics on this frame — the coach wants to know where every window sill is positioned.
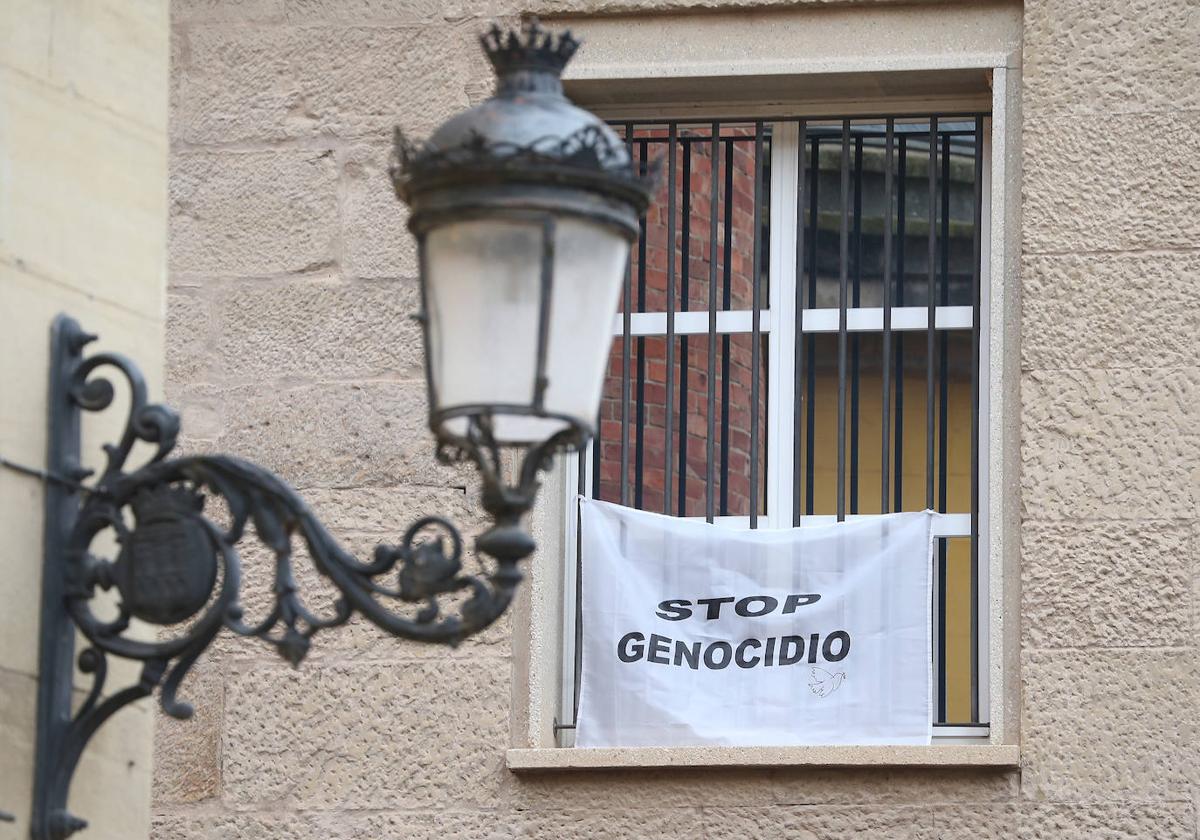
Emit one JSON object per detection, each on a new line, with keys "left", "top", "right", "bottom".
{"left": 506, "top": 744, "right": 1019, "bottom": 772}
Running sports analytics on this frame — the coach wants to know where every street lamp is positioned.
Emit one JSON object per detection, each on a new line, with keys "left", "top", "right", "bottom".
{"left": 25, "top": 19, "right": 654, "bottom": 840}
{"left": 391, "top": 18, "right": 653, "bottom": 570}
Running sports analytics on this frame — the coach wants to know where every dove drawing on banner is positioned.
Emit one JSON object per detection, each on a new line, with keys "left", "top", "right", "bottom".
{"left": 809, "top": 667, "right": 846, "bottom": 698}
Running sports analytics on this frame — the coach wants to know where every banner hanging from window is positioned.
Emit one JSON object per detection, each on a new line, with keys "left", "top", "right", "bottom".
{"left": 576, "top": 500, "right": 934, "bottom": 748}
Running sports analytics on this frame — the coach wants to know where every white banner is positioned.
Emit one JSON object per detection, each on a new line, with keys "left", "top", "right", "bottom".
{"left": 576, "top": 499, "right": 934, "bottom": 748}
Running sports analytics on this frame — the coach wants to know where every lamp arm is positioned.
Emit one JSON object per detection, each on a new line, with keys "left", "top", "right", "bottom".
{"left": 29, "top": 315, "right": 545, "bottom": 840}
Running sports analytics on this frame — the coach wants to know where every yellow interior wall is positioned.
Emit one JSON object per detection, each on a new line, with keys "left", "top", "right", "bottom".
{"left": 804, "top": 362, "right": 974, "bottom": 722}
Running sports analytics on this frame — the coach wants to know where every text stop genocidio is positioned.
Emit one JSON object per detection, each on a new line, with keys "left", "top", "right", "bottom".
{"left": 615, "top": 592, "right": 851, "bottom": 671}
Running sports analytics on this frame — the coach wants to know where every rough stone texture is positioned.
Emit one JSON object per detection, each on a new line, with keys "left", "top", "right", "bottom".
{"left": 1021, "top": 648, "right": 1199, "bottom": 802}
{"left": 171, "top": 151, "right": 339, "bottom": 276}
{"left": 1022, "top": 521, "right": 1192, "bottom": 649}
{"left": 215, "top": 277, "right": 423, "bottom": 381}
{"left": 341, "top": 144, "right": 419, "bottom": 280}
{"left": 153, "top": 660, "right": 224, "bottom": 805}
{"left": 507, "top": 767, "right": 775, "bottom": 810}
{"left": 932, "top": 803, "right": 1196, "bottom": 839}
{"left": 1023, "top": 0, "right": 1200, "bottom": 115}
{"left": 214, "top": 380, "right": 461, "bottom": 488}
{"left": 175, "top": 24, "right": 473, "bottom": 144}
{"left": 153, "top": 810, "right": 517, "bottom": 840}
{"left": 221, "top": 658, "right": 510, "bottom": 810}
{"left": 515, "top": 809, "right": 707, "bottom": 838}
{"left": 772, "top": 767, "right": 1020, "bottom": 804}
{"left": 1022, "top": 251, "right": 1200, "bottom": 371}
{"left": 155, "top": 0, "right": 1200, "bottom": 837}
{"left": 1021, "top": 367, "right": 1200, "bottom": 520}
{"left": 704, "top": 805, "right": 936, "bottom": 839}
{"left": 1023, "top": 110, "right": 1200, "bottom": 255}
{"left": 166, "top": 288, "right": 216, "bottom": 386}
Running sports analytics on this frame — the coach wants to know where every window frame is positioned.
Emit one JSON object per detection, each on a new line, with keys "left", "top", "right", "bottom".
{"left": 508, "top": 5, "right": 1022, "bottom": 770}
{"left": 557, "top": 117, "right": 992, "bottom": 747}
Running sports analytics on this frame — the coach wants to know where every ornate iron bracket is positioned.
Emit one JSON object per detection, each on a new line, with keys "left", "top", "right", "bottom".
{"left": 30, "top": 315, "right": 551, "bottom": 839}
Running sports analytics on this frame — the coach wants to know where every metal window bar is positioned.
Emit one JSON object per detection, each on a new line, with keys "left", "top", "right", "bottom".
{"left": 620, "top": 122, "right": 634, "bottom": 507}
{"left": 706, "top": 121, "right": 720, "bottom": 524}
{"left": 749, "top": 120, "right": 765, "bottom": 528}
{"left": 566, "top": 116, "right": 988, "bottom": 740}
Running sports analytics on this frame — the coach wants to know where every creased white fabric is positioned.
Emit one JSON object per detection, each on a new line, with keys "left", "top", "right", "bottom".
{"left": 576, "top": 499, "right": 934, "bottom": 748}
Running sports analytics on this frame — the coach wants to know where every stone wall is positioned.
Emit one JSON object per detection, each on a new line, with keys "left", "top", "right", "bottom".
{"left": 153, "top": 1, "right": 1200, "bottom": 838}
{"left": 0, "top": 2, "right": 168, "bottom": 837}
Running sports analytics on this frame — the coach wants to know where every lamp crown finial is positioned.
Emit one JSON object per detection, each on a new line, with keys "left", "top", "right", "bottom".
{"left": 480, "top": 18, "right": 579, "bottom": 80}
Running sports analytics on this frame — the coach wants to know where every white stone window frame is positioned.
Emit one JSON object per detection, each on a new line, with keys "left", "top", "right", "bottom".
{"left": 509, "top": 2, "right": 1022, "bottom": 771}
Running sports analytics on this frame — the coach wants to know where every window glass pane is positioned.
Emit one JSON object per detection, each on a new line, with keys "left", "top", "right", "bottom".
{"left": 940, "top": 536, "right": 975, "bottom": 724}
{"left": 800, "top": 120, "right": 979, "bottom": 309}
{"left": 616, "top": 124, "right": 771, "bottom": 315}
{"left": 797, "top": 330, "right": 973, "bottom": 516}
{"left": 595, "top": 333, "right": 767, "bottom": 520}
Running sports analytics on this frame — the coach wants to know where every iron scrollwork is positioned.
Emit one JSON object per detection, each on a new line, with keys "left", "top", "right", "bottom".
{"left": 32, "top": 315, "right": 552, "bottom": 840}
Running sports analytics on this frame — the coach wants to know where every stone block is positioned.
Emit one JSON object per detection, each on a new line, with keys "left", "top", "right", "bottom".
{"left": 221, "top": 658, "right": 510, "bottom": 809}
{"left": 214, "top": 380, "right": 465, "bottom": 488}
{"left": 166, "top": 289, "right": 216, "bottom": 387}
{"left": 1, "top": 74, "right": 165, "bottom": 322}
{"left": 932, "top": 802, "right": 1195, "bottom": 839}
{"left": 282, "top": 0, "right": 442, "bottom": 23}
{"left": 1022, "top": 252, "right": 1200, "bottom": 371}
{"left": 50, "top": 0, "right": 169, "bottom": 134}
{"left": 152, "top": 658, "right": 224, "bottom": 804}
{"left": 1021, "top": 367, "right": 1200, "bottom": 520}
{"left": 1023, "top": 111, "right": 1200, "bottom": 254}
{"left": 313, "top": 810, "right": 516, "bottom": 840}
{"left": 171, "top": 0, "right": 284, "bottom": 23}
{"left": 152, "top": 810, "right": 515, "bottom": 840}
{"left": 703, "top": 805, "right": 936, "bottom": 839}
{"left": 514, "top": 808, "right": 708, "bottom": 839}
{"left": 0, "top": 0, "right": 53, "bottom": 79}
{"left": 214, "top": 276, "right": 423, "bottom": 382}
{"left": 508, "top": 767, "right": 774, "bottom": 811}
{"left": 170, "top": 151, "right": 338, "bottom": 277}
{"left": 151, "top": 812, "right": 312, "bottom": 840}
{"left": 772, "top": 766, "right": 1018, "bottom": 804}
{"left": 1022, "top": 521, "right": 1191, "bottom": 649}
{"left": 163, "top": 382, "right": 225, "bottom": 443}
{"left": 1024, "top": 0, "right": 1200, "bottom": 115}
{"left": 1022, "top": 648, "right": 1199, "bottom": 801}
{"left": 175, "top": 24, "right": 472, "bottom": 145}
{"left": 341, "top": 145, "right": 418, "bottom": 280}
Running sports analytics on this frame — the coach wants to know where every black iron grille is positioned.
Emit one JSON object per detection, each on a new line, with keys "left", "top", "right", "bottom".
{"left": 570, "top": 114, "right": 987, "bottom": 731}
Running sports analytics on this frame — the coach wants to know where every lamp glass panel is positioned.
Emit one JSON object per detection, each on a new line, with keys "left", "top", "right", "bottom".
{"left": 541, "top": 218, "right": 629, "bottom": 431}
{"left": 425, "top": 219, "right": 545, "bottom": 441}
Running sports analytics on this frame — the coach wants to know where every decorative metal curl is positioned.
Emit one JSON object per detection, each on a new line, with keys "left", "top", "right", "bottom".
{"left": 30, "top": 316, "right": 550, "bottom": 840}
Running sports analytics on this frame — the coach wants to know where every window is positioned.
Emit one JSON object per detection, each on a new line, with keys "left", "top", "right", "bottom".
{"left": 558, "top": 114, "right": 990, "bottom": 745}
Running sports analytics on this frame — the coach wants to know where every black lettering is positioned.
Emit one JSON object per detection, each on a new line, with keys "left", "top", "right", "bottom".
{"left": 764, "top": 636, "right": 777, "bottom": 666}
{"left": 617, "top": 632, "right": 645, "bottom": 663}
{"left": 647, "top": 634, "right": 671, "bottom": 664}
{"left": 782, "top": 593, "right": 822, "bottom": 613}
{"left": 734, "top": 639, "right": 762, "bottom": 668}
{"left": 808, "top": 633, "right": 820, "bottom": 664}
{"left": 823, "top": 630, "right": 851, "bottom": 662}
{"left": 655, "top": 599, "right": 693, "bottom": 621}
{"left": 695, "top": 596, "right": 735, "bottom": 620}
{"left": 779, "top": 635, "right": 805, "bottom": 666}
{"left": 673, "top": 640, "right": 701, "bottom": 669}
{"left": 704, "top": 641, "right": 733, "bottom": 669}
{"left": 735, "top": 595, "right": 778, "bottom": 618}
